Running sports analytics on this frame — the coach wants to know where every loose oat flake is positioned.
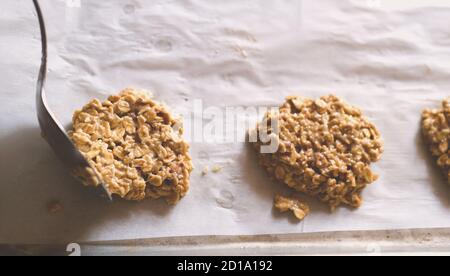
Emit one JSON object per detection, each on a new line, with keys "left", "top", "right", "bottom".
{"left": 69, "top": 88, "right": 193, "bottom": 204}
{"left": 47, "top": 200, "right": 63, "bottom": 214}
{"left": 253, "top": 95, "right": 384, "bottom": 211}
{"left": 211, "top": 165, "right": 222, "bottom": 173}
{"left": 201, "top": 166, "right": 209, "bottom": 176}
{"left": 422, "top": 98, "right": 450, "bottom": 185}
{"left": 274, "top": 195, "right": 310, "bottom": 220}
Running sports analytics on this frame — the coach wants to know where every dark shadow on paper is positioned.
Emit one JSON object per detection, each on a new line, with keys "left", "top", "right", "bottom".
{"left": 0, "top": 127, "right": 172, "bottom": 245}
{"left": 415, "top": 127, "right": 450, "bottom": 208}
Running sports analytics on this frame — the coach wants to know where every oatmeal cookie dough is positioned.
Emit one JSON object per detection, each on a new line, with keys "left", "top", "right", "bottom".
{"left": 274, "top": 195, "right": 310, "bottom": 220}
{"left": 253, "top": 95, "right": 383, "bottom": 210}
{"left": 422, "top": 98, "right": 450, "bottom": 185}
{"left": 70, "top": 88, "right": 193, "bottom": 204}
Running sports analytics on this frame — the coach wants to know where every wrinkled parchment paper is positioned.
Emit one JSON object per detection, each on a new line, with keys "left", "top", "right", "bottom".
{"left": 1, "top": 0, "right": 450, "bottom": 244}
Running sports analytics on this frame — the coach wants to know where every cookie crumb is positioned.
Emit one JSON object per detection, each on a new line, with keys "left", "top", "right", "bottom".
{"left": 233, "top": 45, "right": 248, "bottom": 58}
{"left": 47, "top": 200, "right": 63, "bottom": 214}
{"left": 201, "top": 166, "right": 209, "bottom": 176}
{"left": 274, "top": 195, "right": 310, "bottom": 220}
{"left": 212, "top": 165, "right": 222, "bottom": 173}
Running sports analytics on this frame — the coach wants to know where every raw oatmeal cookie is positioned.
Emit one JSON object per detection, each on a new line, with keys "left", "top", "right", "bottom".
{"left": 252, "top": 95, "right": 383, "bottom": 211}
{"left": 70, "top": 88, "right": 193, "bottom": 204}
{"left": 422, "top": 98, "right": 450, "bottom": 185}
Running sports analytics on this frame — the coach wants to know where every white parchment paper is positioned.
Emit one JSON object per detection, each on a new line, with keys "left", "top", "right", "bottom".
{"left": 1, "top": 0, "right": 450, "bottom": 244}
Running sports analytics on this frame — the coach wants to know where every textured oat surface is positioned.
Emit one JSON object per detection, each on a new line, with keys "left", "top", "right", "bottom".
{"left": 70, "top": 89, "right": 193, "bottom": 204}
{"left": 254, "top": 95, "right": 384, "bottom": 210}
{"left": 422, "top": 98, "right": 450, "bottom": 185}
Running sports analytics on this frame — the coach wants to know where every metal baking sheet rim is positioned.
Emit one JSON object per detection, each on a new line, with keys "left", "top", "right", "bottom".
{"left": 1, "top": 228, "right": 449, "bottom": 255}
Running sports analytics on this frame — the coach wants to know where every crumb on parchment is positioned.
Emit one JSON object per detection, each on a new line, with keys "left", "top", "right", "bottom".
{"left": 274, "top": 195, "right": 310, "bottom": 220}
{"left": 201, "top": 166, "right": 209, "bottom": 176}
{"left": 253, "top": 95, "right": 384, "bottom": 211}
{"left": 212, "top": 165, "right": 222, "bottom": 173}
{"left": 47, "top": 200, "right": 63, "bottom": 214}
